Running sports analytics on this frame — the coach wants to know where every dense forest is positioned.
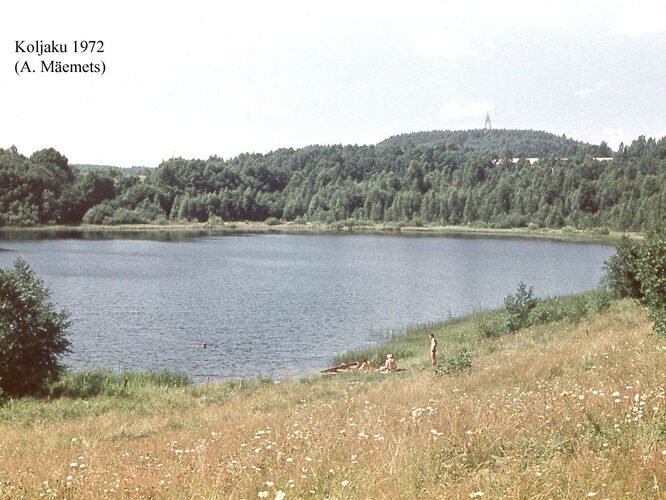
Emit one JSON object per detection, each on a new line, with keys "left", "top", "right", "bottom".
{"left": 0, "top": 129, "right": 663, "bottom": 231}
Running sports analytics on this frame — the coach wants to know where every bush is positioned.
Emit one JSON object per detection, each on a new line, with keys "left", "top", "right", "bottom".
{"left": 504, "top": 282, "right": 537, "bottom": 333}
{"left": 442, "top": 349, "right": 472, "bottom": 374}
{"left": 82, "top": 201, "right": 115, "bottom": 224}
{"left": 601, "top": 236, "right": 643, "bottom": 299}
{"left": 264, "top": 217, "right": 281, "bottom": 226}
{"left": 0, "top": 257, "right": 71, "bottom": 396}
{"left": 104, "top": 208, "right": 150, "bottom": 225}
{"left": 637, "top": 222, "right": 666, "bottom": 337}
{"left": 586, "top": 288, "right": 612, "bottom": 314}
{"left": 478, "top": 317, "right": 506, "bottom": 338}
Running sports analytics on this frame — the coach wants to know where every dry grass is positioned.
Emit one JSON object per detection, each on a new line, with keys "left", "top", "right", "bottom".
{"left": 1, "top": 300, "right": 664, "bottom": 499}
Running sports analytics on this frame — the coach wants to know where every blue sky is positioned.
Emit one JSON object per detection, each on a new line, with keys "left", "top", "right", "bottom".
{"left": 2, "top": 0, "right": 665, "bottom": 167}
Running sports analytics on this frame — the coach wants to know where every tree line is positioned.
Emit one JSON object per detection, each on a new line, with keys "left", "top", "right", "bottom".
{"left": 0, "top": 130, "right": 663, "bottom": 231}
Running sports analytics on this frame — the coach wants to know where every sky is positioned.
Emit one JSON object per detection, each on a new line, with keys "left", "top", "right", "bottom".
{"left": 1, "top": 0, "right": 665, "bottom": 167}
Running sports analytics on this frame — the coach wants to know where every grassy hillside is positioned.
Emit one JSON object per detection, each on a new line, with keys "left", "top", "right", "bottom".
{"left": 0, "top": 297, "right": 663, "bottom": 499}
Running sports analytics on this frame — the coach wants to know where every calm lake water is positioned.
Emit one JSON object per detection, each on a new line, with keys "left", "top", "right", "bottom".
{"left": 0, "top": 232, "right": 615, "bottom": 381}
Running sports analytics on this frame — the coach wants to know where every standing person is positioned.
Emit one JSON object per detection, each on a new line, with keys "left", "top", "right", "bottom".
{"left": 429, "top": 333, "right": 437, "bottom": 369}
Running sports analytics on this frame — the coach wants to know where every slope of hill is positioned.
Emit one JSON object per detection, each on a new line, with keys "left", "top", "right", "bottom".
{"left": 377, "top": 128, "right": 610, "bottom": 157}
{"left": 0, "top": 297, "right": 660, "bottom": 498}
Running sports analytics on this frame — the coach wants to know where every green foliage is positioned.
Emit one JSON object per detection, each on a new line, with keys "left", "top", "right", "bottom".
{"left": 637, "top": 221, "right": 666, "bottom": 337}
{"left": 482, "top": 286, "right": 614, "bottom": 338}
{"left": 0, "top": 257, "right": 71, "bottom": 396}
{"left": 1, "top": 133, "right": 665, "bottom": 230}
{"left": 478, "top": 317, "right": 506, "bottom": 338}
{"left": 48, "top": 369, "right": 191, "bottom": 398}
{"left": 441, "top": 349, "right": 473, "bottom": 374}
{"left": 264, "top": 217, "right": 282, "bottom": 226}
{"left": 602, "top": 236, "right": 644, "bottom": 299}
{"left": 504, "top": 282, "right": 537, "bottom": 333}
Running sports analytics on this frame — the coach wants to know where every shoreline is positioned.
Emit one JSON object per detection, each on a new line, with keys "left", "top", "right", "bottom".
{"left": 63, "top": 289, "right": 614, "bottom": 384}
{"left": 0, "top": 221, "right": 640, "bottom": 244}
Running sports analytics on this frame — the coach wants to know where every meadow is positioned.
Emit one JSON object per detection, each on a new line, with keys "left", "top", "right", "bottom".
{"left": 0, "top": 295, "right": 663, "bottom": 499}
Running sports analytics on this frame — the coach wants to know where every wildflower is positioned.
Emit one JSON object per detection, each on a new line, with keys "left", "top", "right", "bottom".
{"left": 69, "top": 462, "right": 78, "bottom": 467}
{"left": 587, "top": 493, "right": 597, "bottom": 497}
{"left": 275, "top": 491, "right": 286, "bottom": 500}
{"left": 341, "top": 480, "right": 350, "bottom": 487}
{"left": 258, "top": 492, "right": 269, "bottom": 498}
{"left": 470, "top": 492, "right": 485, "bottom": 498}
{"left": 266, "top": 481, "right": 274, "bottom": 487}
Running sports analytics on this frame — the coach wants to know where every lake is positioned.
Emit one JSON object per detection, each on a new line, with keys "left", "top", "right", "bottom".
{"left": 0, "top": 231, "right": 615, "bottom": 381}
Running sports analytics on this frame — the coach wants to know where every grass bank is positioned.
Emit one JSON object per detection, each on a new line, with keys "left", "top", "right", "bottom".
{"left": 0, "top": 221, "right": 639, "bottom": 245}
{"left": 1, "top": 293, "right": 664, "bottom": 498}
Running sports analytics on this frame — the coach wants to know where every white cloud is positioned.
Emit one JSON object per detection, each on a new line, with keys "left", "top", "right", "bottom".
{"left": 440, "top": 100, "right": 494, "bottom": 120}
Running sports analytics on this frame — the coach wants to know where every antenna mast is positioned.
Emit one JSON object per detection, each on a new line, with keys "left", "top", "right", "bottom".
{"left": 484, "top": 112, "right": 492, "bottom": 132}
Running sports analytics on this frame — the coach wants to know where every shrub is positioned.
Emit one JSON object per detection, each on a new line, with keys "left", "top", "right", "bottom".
{"left": 637, "top": 222, "right": 666, "bottom": 337}
{"left": 265, "top": 217, "right": 281, "bottom": 226}
{"left": 0, "top": 257, "right": 71, "bottom": 396}
{"left": 586, "top": 288, "right": 612, "bottom": 315}
{"left": 529, "top": 301, "right": 562, "bottom": 324}
{"left": 601, "top": 236, "right": 643, "bottom": 299}
{"left": 82, "top": 201, "right": 115, "bottom": 224}
{"left": 104, "top": 208, "right": 150, "bottom": 225}
{"left": 478, "top": 317, "right": 506, "bottom": 338}
{"left": 442, "top": 349, "right": 472, "bottom": 374}
{"left": 504, "top": 282, "right": 537, "bottom": 333}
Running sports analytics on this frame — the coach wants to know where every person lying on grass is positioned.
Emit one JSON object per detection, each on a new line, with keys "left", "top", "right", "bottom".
{"left": 357, "top": 359, "right": 373, "bottom": 372}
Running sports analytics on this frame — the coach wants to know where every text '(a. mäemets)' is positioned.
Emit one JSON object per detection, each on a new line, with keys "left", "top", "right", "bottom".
{"left": 14, "top": 39, "right": 106, "bottom": 76}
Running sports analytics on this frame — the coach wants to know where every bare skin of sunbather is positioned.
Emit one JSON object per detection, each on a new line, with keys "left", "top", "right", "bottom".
{"left": 380, "top": 354, "right": 397, "bottom": 371}
{"left": 358, "top": 359, "right": 373, "bottom": 372}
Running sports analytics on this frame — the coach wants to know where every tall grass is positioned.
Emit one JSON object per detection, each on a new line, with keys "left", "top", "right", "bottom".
{"left": 48, "top": 370, "right": 192, "bottom": 399}
{"left": 1, "top": 297, "right": 663, "bottom": 499}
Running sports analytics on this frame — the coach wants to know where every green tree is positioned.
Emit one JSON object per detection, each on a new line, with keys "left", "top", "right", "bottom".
{"left": 601, "top": 236, "right": 643, "bottom": 299}
{"left": 0, "top": 257, "right": 71, "bottom": 396}
{"left": 504, "top": 281, "right": 537, "bottom": 333}
{"left": 637, "top": 221, "right": 666, "bottom": 337}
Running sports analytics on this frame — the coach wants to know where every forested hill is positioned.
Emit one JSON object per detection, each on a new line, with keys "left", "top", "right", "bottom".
{"left": 0, "top": 132, "right": 664, "bottom": 231}
{"left": 72, "top": 164, "right": 150, "bottom": 175}
{"left": 377, "top": 129, "right": 611, "bottom": 157}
